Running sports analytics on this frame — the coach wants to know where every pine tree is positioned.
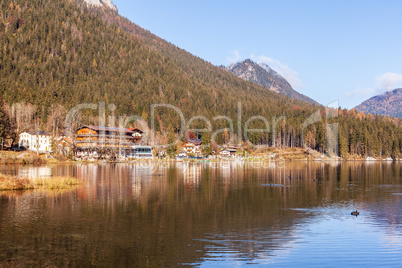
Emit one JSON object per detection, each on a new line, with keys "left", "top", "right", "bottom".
{"left": 0, "top": 98, "right": 16, "bottom": 149}
{"left": 201, "top": 131, "right": 212, "bottom": 156}
{"left": 166, "top": 127, "right": 177, "bottom": 158}
{"left": 392, "top": 138, "right": 400, "bottom": 159}
{"left": 0, "top": 102, "right": 8, "bottom": 146}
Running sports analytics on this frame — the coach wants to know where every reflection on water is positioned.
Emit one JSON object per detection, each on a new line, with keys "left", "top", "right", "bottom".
{"left": 0, "top": 162, "right": 401, "bottom": 267}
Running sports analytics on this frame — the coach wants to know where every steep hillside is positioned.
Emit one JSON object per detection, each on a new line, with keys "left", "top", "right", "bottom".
{"left": 0, "top": 0, "right": 312, "bottom": 124}
{"left": 223, "top": 59, "right": 318, "bottom": 105}
{"left": 354, "top": 89, "right": 402, "bottom": 118}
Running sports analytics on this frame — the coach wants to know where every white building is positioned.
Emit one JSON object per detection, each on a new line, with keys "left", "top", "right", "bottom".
{"left": 183, "top": 139, "right": 202, "bottom": 156}
{"left": 220, "top": 148, "right": 238, "bottom": 158}
{"left": 131, "top": 145, "right": 153, "bottom": 158}
{"left": 19, "top": 131, "right": 53, "bottom": 153}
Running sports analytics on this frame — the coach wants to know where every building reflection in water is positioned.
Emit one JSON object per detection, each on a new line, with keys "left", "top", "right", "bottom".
{"left": 18, "top": 166, "right": 53, "bottom": 178}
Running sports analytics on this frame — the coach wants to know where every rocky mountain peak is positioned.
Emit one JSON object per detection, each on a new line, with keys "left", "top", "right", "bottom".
{"left": 224, "top": 59, "right": 318, "bottom": 105}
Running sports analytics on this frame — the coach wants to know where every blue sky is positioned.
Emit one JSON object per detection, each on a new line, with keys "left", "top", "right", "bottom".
{"left": 112, "top": 0, "right": 402, "bottom": 109}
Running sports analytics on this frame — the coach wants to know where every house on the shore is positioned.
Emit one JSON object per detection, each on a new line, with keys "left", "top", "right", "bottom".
{"left": 57, "top": 137, "right": 73, "bottom": 156}
{"left": 74, "top": 125, "right": 149, "bottom": 158}
{"left": 183, "top": 139, "right": 202, "bottom": 156}
{"left": 220, "top": 147, "right": 238, "bottom": 158}
{"left": 128, "top": 128, "right": 144, "bottom": 143}
{"left": 18, "top": 131, "right": 53, "bottom": 153}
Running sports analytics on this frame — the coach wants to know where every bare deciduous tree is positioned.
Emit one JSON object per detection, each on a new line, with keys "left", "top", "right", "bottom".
{"left": 5, "top": 102, "right": 36, "bottom": 133}
{"left": 47, "top": 104, "right": 67, "bottom": 137}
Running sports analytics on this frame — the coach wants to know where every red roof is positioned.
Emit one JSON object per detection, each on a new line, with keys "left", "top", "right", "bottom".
{"left": 188, "top": 139, "right": 202, "bottom": 146}
{"left": 128, "top": 128, "right": 144, "bottom": 134}
{"left": 78, "top": 125, "right": 134, "bottom": 134}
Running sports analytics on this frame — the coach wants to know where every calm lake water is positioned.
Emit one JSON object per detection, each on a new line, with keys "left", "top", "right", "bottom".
{"left": 0, "top": 161, "right": 401, "bottom": 267}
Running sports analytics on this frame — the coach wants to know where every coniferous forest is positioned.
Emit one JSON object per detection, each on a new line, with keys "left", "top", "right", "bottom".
{"left": 0, "top": 0, "right": 400, "bottom": 158}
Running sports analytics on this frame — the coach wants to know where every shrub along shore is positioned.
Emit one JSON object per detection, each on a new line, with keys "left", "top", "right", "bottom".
{"left": 0, "top": 173, "right": 81, "bottom": 191}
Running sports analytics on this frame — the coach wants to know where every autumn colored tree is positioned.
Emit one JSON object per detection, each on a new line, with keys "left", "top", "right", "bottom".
{"left": 305, "top": 130, "right": 315, "bottom": 149}
{"left": 185, "top": 130, "right": 196, "bottom": 140}
{"left": 223, "top": 128, "right": 229, "bottom": 145}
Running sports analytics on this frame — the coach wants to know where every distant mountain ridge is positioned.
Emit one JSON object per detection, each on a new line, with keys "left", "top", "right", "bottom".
{"left": 354, "top": 89, "right": 402, "bottom": 118}
{"left": 223, "top": 59, "right": 318, "bottom": 105}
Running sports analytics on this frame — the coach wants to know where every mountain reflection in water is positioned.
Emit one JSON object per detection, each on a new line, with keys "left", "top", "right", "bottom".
{"left": 0, "top": 162, "right": 401, "bottom": 267}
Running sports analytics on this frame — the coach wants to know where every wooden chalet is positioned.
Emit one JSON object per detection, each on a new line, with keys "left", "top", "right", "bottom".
{"left": 183, "top": 139, "right": 202, "bottom": 156}
{"left": 57, "top": 137, "right": 73, "bottom": 155}
{"left": 74, "top": 126, "right": 143, "bottom": 158}
{"left": 128, "top": 128, "right": 144, "bottom": 143}
{"left": 220, "top": 146, "right": 238, "bottom": 158}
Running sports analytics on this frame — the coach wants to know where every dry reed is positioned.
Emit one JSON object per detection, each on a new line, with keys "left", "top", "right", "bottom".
{"left": 0, "top": 173, "right": 80, "bottom": 191}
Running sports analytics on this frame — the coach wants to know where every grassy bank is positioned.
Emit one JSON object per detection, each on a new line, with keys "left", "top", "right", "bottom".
{"left": 0, "top": 174, "right": 81, "bottom": 191}
{"left": 0, "top": 151, "right": 75, "bottom": 165}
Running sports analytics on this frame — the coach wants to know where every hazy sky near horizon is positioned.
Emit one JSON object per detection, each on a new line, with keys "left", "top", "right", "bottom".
{"left": 113, "top": 0, "right": 402, "bottom": 109}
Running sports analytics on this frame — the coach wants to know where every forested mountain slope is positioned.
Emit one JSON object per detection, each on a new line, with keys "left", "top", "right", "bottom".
{"left": 354, "top": 89, "right": 402, "bottom": 119}
{"left": 0, "top": 0, "right": 308, "bottom": 120}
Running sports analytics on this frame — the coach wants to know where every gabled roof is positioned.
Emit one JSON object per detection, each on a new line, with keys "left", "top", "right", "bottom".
{"left": 128, "top": 128, "right": 144, "bottom": 134}
{"left": 58, "top": 137, "right": 73, "bottom": 145}
{"left": 78, "top": 125, "right": 134, "bottom": 134}
{"left": 183, "top": 142, "right": 195, "bottom": 147}
{"left": 21, "top": 131, "right": 51, "bottom": 136}
{"left": 189, "top": 139, "right": 202, "bottom": 146}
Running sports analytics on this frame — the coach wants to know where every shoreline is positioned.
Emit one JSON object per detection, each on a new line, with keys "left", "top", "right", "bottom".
{"left": 0, "top": 150, "right": 399, "bottom": 165}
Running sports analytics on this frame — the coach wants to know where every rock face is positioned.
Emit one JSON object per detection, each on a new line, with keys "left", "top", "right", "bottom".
{"left": 223, "top": 59, "right": 318, "bottom": 105}
{"left": 354, "top": 88, "right": 402, "bottom": 118}
{"left": 84, "top": 0, "right": 116, "bottom": 10}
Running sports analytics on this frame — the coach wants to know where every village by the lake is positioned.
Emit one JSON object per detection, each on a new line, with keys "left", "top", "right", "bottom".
{"left": 2, "top": 123, "right": 398, "bottom": 163}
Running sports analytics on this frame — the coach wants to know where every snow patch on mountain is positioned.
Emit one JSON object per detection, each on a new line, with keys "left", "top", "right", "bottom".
{"left": 101, "top": 0, "right": 116, "bottom": 10}
{"left": 84, "top": 0, "right": 117, "bottom": 10}
{"left": 84, "top": 0, "right": 102, "bottom": 7}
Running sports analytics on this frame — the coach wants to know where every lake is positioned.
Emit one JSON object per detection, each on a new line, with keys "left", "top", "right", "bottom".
{"left": 0, "top": 161, "right": 401, "bottom": 267}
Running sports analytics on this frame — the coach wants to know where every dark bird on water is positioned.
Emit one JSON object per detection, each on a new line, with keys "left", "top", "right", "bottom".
{"left": 351, "top": 210, "right": 359, "bottom": 216}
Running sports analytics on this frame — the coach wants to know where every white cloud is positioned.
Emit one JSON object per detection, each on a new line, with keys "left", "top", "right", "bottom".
{"left": 377, "top": 72, "right": 402, "bottom": 91}
{"left": 251, "top": 55, "right": 304, "bottom": 88}
{"left": 346, "top": 87, "right": 377, "bottom": 98}
{"left": 226, "top": 50, "right": 242, "bottom": 64}
{"left": 347, "top": 72, "right": 402, "bottom": 99}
